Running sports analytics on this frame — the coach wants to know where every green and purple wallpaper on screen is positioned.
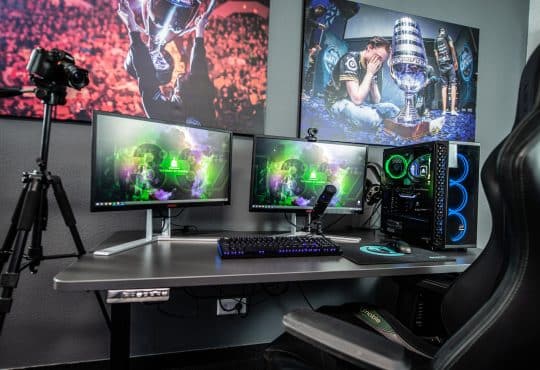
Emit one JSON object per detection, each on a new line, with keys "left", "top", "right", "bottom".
{"left": 251, "top": 137, "right": 367, "bottom": 213}
{"left": 92, "top": 113, "right": 230, "bottom": 210}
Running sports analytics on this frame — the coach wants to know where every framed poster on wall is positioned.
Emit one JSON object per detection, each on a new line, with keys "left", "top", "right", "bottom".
{"left": 299, "top": 0, "right": 479, "bottom": 146}
{"left": 0, "top": 0, "right": 270, "bottom": 135}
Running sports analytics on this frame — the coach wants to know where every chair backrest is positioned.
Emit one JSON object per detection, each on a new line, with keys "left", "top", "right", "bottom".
{"left": 433, "top": 46, "right": 540, "bottom": 369}
{"left": 433, "top": 102, "right": 540, "bottom": 370}
{"left": 439, "top": 45, "right": 540, "bottom": 336}
{"left": 439, "top": 142, "right": 507, "bottom": 335}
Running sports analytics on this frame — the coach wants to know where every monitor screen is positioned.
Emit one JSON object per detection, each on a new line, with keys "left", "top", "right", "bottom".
{"left": 91, "top": 112, "right": 232, "bottom": 212}
{"left": 250, "top": 136, "right": 368, "bottom": 214}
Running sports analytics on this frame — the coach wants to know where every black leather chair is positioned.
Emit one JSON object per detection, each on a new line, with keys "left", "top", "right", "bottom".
{"left": 264, "top": 46, "right": 540, "bottom": 370}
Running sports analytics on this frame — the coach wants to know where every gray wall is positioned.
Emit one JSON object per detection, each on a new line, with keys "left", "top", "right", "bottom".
{"left": 0, "top": 0, "right": 530, "bottom": 367}
{"left": 529, "top": 0, "right": 540, "bottom": 57}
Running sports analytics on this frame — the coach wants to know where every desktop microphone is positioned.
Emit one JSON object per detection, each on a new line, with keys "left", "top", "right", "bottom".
{"left": 310, "top": 184, "right": 337, "bottom": 221}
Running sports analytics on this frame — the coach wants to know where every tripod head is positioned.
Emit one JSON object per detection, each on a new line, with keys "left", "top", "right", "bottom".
{"left": 0, "top": 47, "right": 90, "bottom": 171}
{"left": 27, "top": 47, "right": 89, "bottom": 106}
{"left": 26, "top": 47, "right": 89, "bottom": 171}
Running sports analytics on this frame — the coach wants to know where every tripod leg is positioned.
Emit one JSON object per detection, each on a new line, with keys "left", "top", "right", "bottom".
{"left": 0, "top": 179, "right": 31, "bottom": 272}
{"left": 48, "top": 174, "right": 86, "bottom": 256}
{"left": 0, "top": 177, "right": 42, "bottom": 333}
{"left": 48, "top": 174, "right": 112, "bottom": 330}
{"left": 28, "top": 177, "right": 48, "bottom": 272}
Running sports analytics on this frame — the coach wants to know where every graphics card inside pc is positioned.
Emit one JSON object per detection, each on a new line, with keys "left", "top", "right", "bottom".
{"left": 381, "top": 141, "right": 480, "bottom": 250}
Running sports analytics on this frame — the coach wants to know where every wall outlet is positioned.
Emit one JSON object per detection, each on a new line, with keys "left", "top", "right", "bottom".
{"left": 216, "top": 298, "right": 247, "bottom": 316}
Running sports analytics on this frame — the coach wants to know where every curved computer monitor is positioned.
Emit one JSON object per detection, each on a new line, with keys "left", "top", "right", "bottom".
{"left": 249, "top": 135, "right": 368, "bottom": 214}
{"left": 91, "top": 111, "right": 232, "bottom": 212}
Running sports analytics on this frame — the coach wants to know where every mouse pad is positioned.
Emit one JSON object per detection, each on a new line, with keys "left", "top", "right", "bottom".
{"left": 342, "top": 244, "right": 455, "bottom": 265}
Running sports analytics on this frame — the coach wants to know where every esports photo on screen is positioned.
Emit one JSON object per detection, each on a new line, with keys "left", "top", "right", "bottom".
{"left": 92, "top": 112, "right": 231, "bottom": 211}
{"left": 250, "top": 136, "right": 368, "bottom": 214}
{"left": 300, "top": 0, "right": 479, "bottom": 146}
{"left": 0, "top": 0, "right": 269, "bottom": 135}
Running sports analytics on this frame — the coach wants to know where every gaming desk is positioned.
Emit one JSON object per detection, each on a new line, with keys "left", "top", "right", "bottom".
{"left": 53, "top": 231, "right": 480, "bottom": 370}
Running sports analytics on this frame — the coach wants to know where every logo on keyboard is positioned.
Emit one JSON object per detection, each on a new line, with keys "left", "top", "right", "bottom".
{"left": 359, "top": 245, "right": 404, "bottom": 256}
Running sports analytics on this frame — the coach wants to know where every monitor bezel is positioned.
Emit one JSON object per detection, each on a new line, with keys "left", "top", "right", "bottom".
{"left": 90, "top": 110, "right": 233, "bottom": 213}
{"left": 248, "top": 134, "right": 369, "bottom": 215}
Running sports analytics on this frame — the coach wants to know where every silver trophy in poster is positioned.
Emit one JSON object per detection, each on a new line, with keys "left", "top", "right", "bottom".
{"left": 143, "top": 0, "right": 216, "bottom": 45}
{"left": 389, "top": 17, "right": 427, "bottom": 124}
{"left": 123, "top": 0, "right": 216, "bottom": 84}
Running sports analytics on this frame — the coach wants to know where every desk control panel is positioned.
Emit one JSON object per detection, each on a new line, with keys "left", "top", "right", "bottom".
{"left": 106, "top": 288, "right": 170, "bottom": 303}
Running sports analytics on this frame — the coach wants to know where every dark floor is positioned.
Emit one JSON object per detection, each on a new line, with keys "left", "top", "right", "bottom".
{"left": 21, "top": 344, "right": 268, "bottom": 370}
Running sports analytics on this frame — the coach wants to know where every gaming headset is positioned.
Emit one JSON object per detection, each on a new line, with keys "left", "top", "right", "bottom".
{"left": 364, "top": 162, "right": 382, "bottom": 206}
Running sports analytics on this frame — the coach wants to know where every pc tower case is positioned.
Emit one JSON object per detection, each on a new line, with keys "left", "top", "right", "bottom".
{"left": 380, "top": 141, "right": 480, "bottom": 250}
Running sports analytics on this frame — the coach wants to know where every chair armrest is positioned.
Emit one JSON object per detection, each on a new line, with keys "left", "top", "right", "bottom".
{"left": 283, "top": 309, "right": 411, "bottom": 370}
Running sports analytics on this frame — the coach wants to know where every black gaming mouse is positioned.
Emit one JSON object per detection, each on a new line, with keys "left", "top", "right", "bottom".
{"left": 385, "top": 240, "right": 412, "bottom": 254}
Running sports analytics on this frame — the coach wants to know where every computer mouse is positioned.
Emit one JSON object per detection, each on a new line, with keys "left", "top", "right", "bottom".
{"left": 386, "top": 240, "right": 412, "bottom": 254}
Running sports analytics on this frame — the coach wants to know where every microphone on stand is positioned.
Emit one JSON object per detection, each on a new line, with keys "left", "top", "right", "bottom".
{"left": 310, "top": 184, "right": 337, "bottom": 223}
{"left": 307, "top": 184, "right": 362, "bottom": 242}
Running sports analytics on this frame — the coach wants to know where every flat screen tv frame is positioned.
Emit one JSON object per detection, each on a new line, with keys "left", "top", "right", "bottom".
{"left": 90, "top": 111, "right": 233, "bottom": 255}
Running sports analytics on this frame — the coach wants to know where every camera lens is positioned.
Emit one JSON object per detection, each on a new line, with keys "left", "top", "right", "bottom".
{"left": 69, "top": 69, "right": 89, "bottom": 88}
{"left": 62, "top": 62, "right": 89, "bottom": 89}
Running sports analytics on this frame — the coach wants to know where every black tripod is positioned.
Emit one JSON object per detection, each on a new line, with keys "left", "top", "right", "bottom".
{"left": 0, "top": 86, "right": 109, "bottom": 334}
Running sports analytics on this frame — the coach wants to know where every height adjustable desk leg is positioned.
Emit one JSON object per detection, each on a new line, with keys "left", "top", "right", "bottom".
{"left": 111, "top": 303, "right": 131, "bottom": 370}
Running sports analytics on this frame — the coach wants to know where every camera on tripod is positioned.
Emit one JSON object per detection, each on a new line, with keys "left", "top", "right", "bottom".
{"left": 0, "top": 48, "right": 95, "bottom": 334}
{"left": 26, "top": 48, "right": 89, "bottom": 104}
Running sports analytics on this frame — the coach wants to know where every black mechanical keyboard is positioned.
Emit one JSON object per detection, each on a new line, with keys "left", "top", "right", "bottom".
{"left": 217, "top": 235, "right": 342, "bottom": 259}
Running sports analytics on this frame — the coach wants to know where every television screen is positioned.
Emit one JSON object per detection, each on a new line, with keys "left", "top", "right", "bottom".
{"left": 91, "top": 111, "right": 231, "bottom": 211}
{"left": 299, "top": 0, "right": 479, "bottom": 146}
{"left": 250, "top": 136, "right": 368, "bottom": 214}
{"left": 0, "top": 0, "right": 269, "bottom": 135}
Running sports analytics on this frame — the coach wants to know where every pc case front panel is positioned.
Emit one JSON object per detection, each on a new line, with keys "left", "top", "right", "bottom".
{"left": 445, "top": 142, "right": 480, "bottom": 248}
{"left": 381, "top": 142, "right": 443, "bottom": 247}
{"left": 381, "top": 141, "right": 479, "bottom": 250}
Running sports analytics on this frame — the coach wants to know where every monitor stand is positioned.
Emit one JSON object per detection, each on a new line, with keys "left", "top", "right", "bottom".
{"left": 93, "top": 209, "right": 155, "bottom": 256}
{"left": 157, "top": 209, "right": 218, "bottom": 243}
{"left": 276, "top": 213, "right": 308, "bottom": 237}
{"left": 282, "top": 214, "right": 362, "bottom": 244}
{"left": 93, "top": 209, "right": 220, "bottom": 256}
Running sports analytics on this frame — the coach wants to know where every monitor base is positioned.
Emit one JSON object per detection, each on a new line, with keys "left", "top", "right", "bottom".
{"left": 279, "top": 214, "right": 361, "bottom": 243}
{"left": 94, "top": 209, "right": 156, "bottom": 256}
{"left": 324, "top": 235, "right": 362, "bottom": 244}
{"left": 93, "top": 236, "right": 154, "bottom": 256}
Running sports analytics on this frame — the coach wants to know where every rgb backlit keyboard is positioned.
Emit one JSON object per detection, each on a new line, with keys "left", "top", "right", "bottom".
{"left": 217, "top": 235, "right": 342, "bottom": 259}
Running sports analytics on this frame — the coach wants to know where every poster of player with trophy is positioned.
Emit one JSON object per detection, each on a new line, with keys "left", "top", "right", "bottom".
{"left": 300, "top": 0, "right": 479, "bottom": 146}
{"left": 0, "top": 0, "right": 270, "bottom": 135}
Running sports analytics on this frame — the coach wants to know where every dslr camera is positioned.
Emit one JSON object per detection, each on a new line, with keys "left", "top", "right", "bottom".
{"left": 27, "top": 47, "right": 89, "bottom": 90}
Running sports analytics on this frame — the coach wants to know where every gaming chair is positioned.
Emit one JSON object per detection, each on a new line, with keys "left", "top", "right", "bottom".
{"left": 264, "top": 46, "right": 540, "bottom": 370}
